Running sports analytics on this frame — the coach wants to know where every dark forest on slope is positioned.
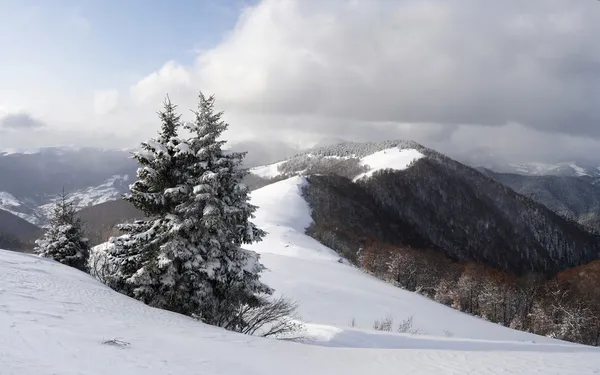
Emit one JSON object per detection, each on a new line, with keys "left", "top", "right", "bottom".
{"left": 0, "top": 209, "right": 41, "bottom": 252}
{"left": 302, "top": 172, "right": 600, "bottom": 346}
{"left": 299, "top": 142, "right": 600, "bottom": 276}
{"left": 481, "top": 169, "right": 600, "bottom": 234}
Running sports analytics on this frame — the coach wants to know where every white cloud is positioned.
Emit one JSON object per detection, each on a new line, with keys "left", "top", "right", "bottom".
{"left": 93, "top": 90, "right": 120, "bottom": 115}
{"left": 123, "top": 0, "right": 600, "bottom": 141}
{"left": 8, "top": 0, "right": 600, "bottom": 162}
{"left": 130, "top": 61, "right": 193, "bottom": 106}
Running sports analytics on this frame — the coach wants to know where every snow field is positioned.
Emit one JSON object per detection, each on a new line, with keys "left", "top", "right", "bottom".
{"left": 2, "top": 175, "right": 600, "bottom": 374}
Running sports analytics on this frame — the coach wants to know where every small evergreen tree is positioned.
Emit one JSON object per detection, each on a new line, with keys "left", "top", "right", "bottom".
{"left": 108, "top": 93, "right": 272, "bottom": 329}
{"left": 35, "top": 190, "right": 89, "bottom": 272}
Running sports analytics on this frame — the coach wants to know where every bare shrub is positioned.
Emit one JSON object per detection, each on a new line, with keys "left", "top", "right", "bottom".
{"left": 223, "top": 296, "right": 304, "bottom": 339}
{"left": 373, "top": 314, "right": 394, "bottom": 332}
{"left": 397, "top": 316, "right": 413, "bottom": 333}
{"left": 89, "top": 245, "right": 117, "bottom": 285}
{"left": 102, "top": 338, "right": 130, "bottom": 347}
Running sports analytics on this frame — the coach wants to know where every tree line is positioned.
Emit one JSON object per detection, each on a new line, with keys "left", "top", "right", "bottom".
{"left": 359, "top": 240, "right": 600, "bottom": 346}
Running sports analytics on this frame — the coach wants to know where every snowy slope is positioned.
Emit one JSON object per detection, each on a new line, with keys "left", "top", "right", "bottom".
{"left": 37, "top": 175, "right": 130, "bottom": 221}
{"left": 0, "top": 191, "right": 21, "bottom": 208}
{"left": 0, "top": 192, "right": 45, "bottom": 224}
{"left": 2, "top": 251, "right": 599, "bottom": 374}
{"left": 250, "top": 161, "right": 287, "bottom": 178}
{"left": 0, "top": 175, "right": 130, "bottom": 226}
{"left": 3, "top": 176, "right": 600, "bottom": 374}
{"left": 353, "top": 147, "right": 424, "bottom": 180}
{"left": 250, "top": 146, "right": 425, "bottom": 181}
{"left": 246, "top": 177, "right": 565, "bottom": 341}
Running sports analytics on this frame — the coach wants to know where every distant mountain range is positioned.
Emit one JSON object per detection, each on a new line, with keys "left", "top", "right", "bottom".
{"left": 0, "top": 142, "right": 299, "bottom": 226}
{"left": 453, "top": 149, "right": 600, "bottom": 178}
{"left": 0, "top": 147, "right": 137, "bottom": 225}
{"left": 480, "top": 169, "right": 600, "bottom": 233}
{"left": 2, "top": 141, "right": 600, "bottom": 274}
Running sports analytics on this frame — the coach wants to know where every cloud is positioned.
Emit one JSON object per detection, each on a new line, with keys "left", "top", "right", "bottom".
{"left": 130, "top": 61, "right": 193, "bottom": 105}
{"left": 0, "top": 112, "right": 47, "bottom": 130}
{"left": 93, "top": 90, "right": 120, "bottom": 115}
{"left": 49, "top": 0, "right": 595, "bottom": 163}
{"left": 124, "top": 0, "right": 600, "bottom": 147}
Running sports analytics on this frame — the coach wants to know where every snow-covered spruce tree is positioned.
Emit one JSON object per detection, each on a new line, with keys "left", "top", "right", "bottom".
{"left": 105, "top": 97, "right": 184, "bottom": 297}
{"left": 35, "top": 190, "right": 89, "bottom": 272}
{"left": 108, "top": 93, "right": 274, "bottom": 333}
{"left": 157, "top": 91, "right": 272, "bottom": 328}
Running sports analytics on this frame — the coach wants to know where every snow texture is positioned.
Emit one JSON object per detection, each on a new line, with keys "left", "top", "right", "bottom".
{"left": 39, "top": 175, "right": 130, "bottom": 217}
{"left": 2, "top": 176, "right": 600, "bottom": 374}
{"left": 250, "top": 161, "right": 286, "bottom": 178}
{"left": 354, "top": 147, "right": 425, "bottom": 180}
{"left": 0, "top": 192, "right": 21, "bottom": 207}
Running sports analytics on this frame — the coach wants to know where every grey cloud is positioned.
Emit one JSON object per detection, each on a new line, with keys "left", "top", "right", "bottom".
{"left": 116, "top": 0, "right": 600, "bottom": 164}
{"left": 0, "top": 113, "right": 47, "bottom": 130}
{"left": 194, "top": 0, "right": 600, "bottom": 139}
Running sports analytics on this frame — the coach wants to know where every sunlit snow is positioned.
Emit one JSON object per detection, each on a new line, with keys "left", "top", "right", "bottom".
{"left": 250, "top": 161, "right": 286, "bottom": 178}
{"left": 354, "top": 148, "right": 424, "bottom": 180}
{"left": 2, "top": 176, "right": 599, "bottom": 374}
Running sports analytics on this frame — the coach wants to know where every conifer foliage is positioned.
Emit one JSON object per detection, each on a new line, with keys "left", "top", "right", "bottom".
{"left": 105, "top": 98, "right": 183, "bottom": 296}
{"left": 107, "top": 93, "right": 273, "bottom": 329}
{"left": 35, "top": 190, "right": 90, "bottom": 272}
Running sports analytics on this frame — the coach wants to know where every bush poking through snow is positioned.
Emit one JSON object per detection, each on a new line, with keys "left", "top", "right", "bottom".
{"left": 89, "top": 245, "right": 117, "bottom": 285}
{"left": 397, "top": 316, "right": 421, "bottom": 334}
{"left": 396, "top": 316, "right": 414, "bottom": 333}
{"left": 102, "top": 338, "right": 130, "bottom": 348}
{"left": 373, "top": 315, "right": 420, "bottom": 334}
{"left": 373, "top": 315, "right": 394, "bottom": 332}
{"left": 219, "top": 296, "right": 304, "bottom": 338}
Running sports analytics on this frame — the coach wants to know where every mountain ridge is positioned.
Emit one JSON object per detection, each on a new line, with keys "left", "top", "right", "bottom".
{"left": 260, "top": 140, "right": 600, "bottom": 275}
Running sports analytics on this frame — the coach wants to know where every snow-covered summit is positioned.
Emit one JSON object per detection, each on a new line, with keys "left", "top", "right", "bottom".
{"left": 353, "top": 147, "right": 424, "bottom": 180}
{"left": 250, "top": 140, "right": 427, "bottom": 180}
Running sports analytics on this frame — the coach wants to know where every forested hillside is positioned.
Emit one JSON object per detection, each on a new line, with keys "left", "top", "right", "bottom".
{"left": 0, "top": 209, "right": 41, "bottom": 252}
{"left": 481, "top": 169, "right": 600, "bottom": 233}
{"left": 283, "top": 141, "right": 600, "bottom": 275}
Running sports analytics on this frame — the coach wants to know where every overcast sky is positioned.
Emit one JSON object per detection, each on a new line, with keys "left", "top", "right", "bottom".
{"left": 1, "top": 0, "right": 600, "bottom": 162}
